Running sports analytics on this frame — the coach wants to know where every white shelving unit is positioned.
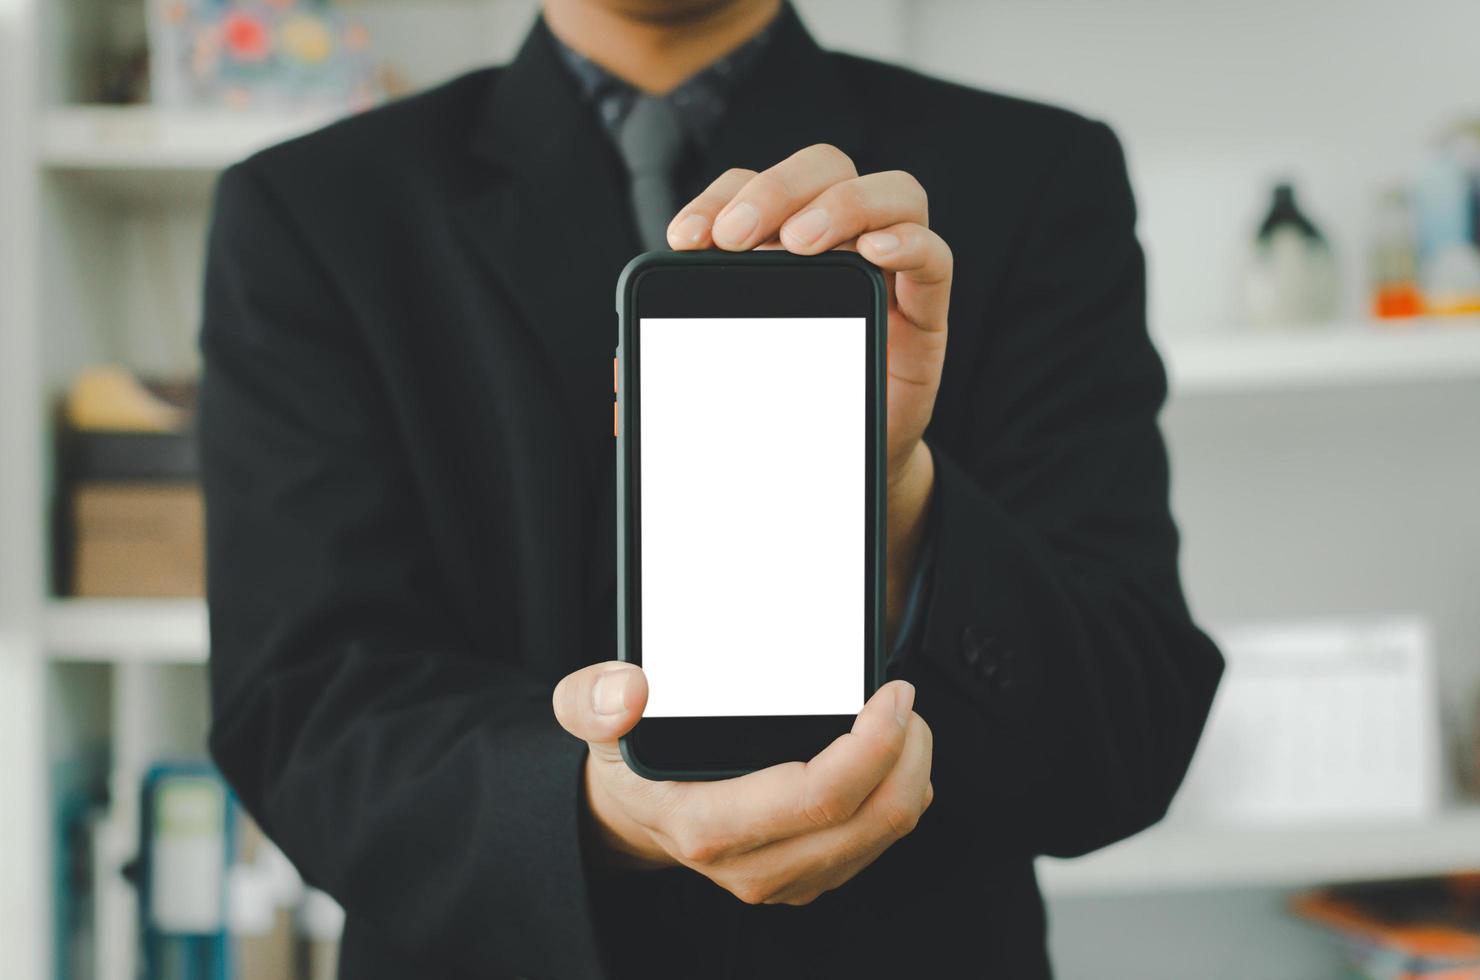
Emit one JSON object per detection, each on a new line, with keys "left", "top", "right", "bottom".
{"left": 32, "top": 601, "right": 1480, "bottom": 901}
{"left": 4, "top": 1, "right": 1479, "bottom": 978}
{"left": 34, "top": 106, "right": 1480, "bottom": 393}
{"left": 40, "top": 105, "right": 338, "bottom": 171}
{"left": 43, "top": 599, "right": 208, "bottom": 664}
{"left": 1161, "top": 318, "right": 1480, "bottom": 393}
{"left": 38, "top": 106, "right": 341, "bottom": 202}
{"left": 1039, "top": 808, "right": 1480, "bottom": 897}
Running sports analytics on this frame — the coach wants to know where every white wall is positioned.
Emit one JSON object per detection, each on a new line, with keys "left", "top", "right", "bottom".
{"left": 909, "top": 0, "right": 1480, "bottom": 333}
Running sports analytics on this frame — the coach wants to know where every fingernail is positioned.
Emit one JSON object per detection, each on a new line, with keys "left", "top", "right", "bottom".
{"left": 863, "top": 231, "right": 900, "bottom": 255}
{"left": 593, "top": 671, "right": 627, "bottom": 716}
{"left": 894, "top": 682, "right": 915, "bottom": 726}
{"left": 782, "top": 208, "right": 830, "bottom": 248}
{"left": 669, "top": 213, "right": 709, "bottom": 247}
{"left": 712, "top": 201, "right": 759, "bottom": 247}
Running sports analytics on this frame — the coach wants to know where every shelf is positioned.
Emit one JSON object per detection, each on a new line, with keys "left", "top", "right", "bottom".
{"left": 32, "top": 113, "right": 1480, "bottom": 388}
{"left": 39, "top": 105, "right": 342, "bottom": 202}
{"left": 1161, "top": 318, "right": 1480, "bottom": 394}
{"left": 44, "top": 599, "right": 207, "bottom": 664}
{"left": 40, "top": 600, "right": 1480, "bottom": 894}
{"left": 1037, "top": 807, "right": 1480, "bottom": 896}
{"left": 36, "top": 600, "right": 1480, "bottom": 897}
{"left": 40, "top": 105, "right": 340, "bottom": 171}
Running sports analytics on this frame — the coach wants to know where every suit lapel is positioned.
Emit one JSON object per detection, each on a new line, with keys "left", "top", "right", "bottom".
{"left": 456, "top": 3, "right": 869, "bottom": 486}
{"left": 691, "top": 3, "right": 870, "bottom": 192}
{"left": 453, "top": 5, "right": 875, "bottom": 644}
{"left": 580, "top": 5, "right": 875, "bottom": 617}
{"left": 456, "top": 21, "right": 641, "bottom": 483}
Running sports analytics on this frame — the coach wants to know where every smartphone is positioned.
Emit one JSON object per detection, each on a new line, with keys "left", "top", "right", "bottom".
{"left": 614, "top": 250, "right": 888, "bottom": 780}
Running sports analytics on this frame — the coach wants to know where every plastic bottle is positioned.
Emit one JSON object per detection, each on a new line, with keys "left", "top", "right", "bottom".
{"left": 1244, "top": 182, "right": 1340, "bottom": 326}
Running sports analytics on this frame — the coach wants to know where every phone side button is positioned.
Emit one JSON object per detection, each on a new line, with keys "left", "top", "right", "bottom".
{"left": 613, "top": 400, "right": 619, "bottom": 438}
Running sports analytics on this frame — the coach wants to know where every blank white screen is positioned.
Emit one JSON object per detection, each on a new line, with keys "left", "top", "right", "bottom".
{"left": 639, "top": 317, "right": 864, "bottom": 717}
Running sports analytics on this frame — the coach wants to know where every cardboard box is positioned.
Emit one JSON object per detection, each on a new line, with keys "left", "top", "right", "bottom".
{"left": 71, "top": 482, "right": 203, "bottom": 597}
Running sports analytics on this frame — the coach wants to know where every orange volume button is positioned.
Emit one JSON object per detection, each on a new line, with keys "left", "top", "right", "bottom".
{"left": 613, "top": 400, "right": 618, "bottom": 438}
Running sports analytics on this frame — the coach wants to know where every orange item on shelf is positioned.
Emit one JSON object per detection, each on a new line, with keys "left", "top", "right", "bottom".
{"left": 1374, "top": 284, "right": 1427, "bottom": 320}
{"left": 1293, "top": 875, "right": 1480, "bottom": 978}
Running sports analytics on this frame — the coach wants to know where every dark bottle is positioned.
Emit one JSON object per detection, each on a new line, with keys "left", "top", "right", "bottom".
{"left": 1259, "top": 183, "right": 1328, "bottom": 243}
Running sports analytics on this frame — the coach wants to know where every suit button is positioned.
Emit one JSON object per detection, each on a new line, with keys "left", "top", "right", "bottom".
{"left": 959, "top": 624, "right": 995, "bottom": 670}
{"left": 992, "top": 650, "right": 1018, "bottom": 692}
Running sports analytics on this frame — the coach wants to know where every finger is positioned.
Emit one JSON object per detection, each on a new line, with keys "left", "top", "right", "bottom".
{"left": 797, "top": 680, "right": 918, "bottom": 827}
{"left": 772, "top": 837, "right": 893, "bottom": 907}
{"left": 709, "top": 143, "right": 859, "bottom": 251}
{"left": 743, "top": 713, "right": 935, "bottom": 905}
{"left": 552, "top": 662, "right": 648, "bottom": 764}
{"left": 666, "top": 168, "right": 756, "bottom": 249}
{"left": 661, "top": 681, "right": 914, "bottom": 863}
{"left": 777, "top": 171, "right": 928, "bottom": 255}
{"left": 858, "top": 222, "right": 953, "bottom": 336}
{"left": 790, "top": 712, "right": 934, "bottom": 884}
{"left": 775, "top": 713, "right": 935, "bottom": 905}
{"left": 855, "top": 711, "right": 934, "bottom": 841}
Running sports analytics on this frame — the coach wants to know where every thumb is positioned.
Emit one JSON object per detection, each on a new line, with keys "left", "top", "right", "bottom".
{"left": 552, "top": 662, "right": 648, "bottom": 762}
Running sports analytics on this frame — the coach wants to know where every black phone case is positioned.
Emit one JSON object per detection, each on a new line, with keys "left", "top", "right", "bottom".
{"left": 614, "top": 249, "right": 889, "bottom": 781}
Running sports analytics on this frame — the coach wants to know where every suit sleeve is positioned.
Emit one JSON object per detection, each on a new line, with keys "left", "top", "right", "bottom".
{"left": 200, "top": 161, "right": 607, "bottom": 978}
{"left": 896, "top": 119, "right": 1225, "bottom": 859}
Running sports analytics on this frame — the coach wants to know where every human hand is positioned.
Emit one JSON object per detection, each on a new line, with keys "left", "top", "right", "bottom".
{"left": 553, "top": 662, "right": 933, "bottom": 906}
{"left": 666, "top": 145, "right": 950, "bottom": 635}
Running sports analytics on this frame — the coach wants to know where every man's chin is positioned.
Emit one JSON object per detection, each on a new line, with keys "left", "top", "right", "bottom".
{"left": 594, "top": 0, "right": 758, "bottom": 28}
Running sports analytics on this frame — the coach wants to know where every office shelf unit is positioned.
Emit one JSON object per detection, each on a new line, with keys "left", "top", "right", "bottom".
{"left": 1162, "top": 318, "right": 1480, "bottom": 393}
{"left": 40, "top": 105, "right": 338, "bottom": 171}
{"left": 36, "top": 102, "right": 1480, "bottom": 391}
{"left": 38, "top": 105, "right": 339, "bottom": 203}
{"left": 43, "top": 599, "right": 208, "bottom": 665}
{"left": 34, "top": 598, "right": 1480, "bottom": 899}
{"left": 4, "top": 2, "right": 1480, "bottom": 979}
{"left": 1038, "top": 808, "right": 1480, "bottom": 897}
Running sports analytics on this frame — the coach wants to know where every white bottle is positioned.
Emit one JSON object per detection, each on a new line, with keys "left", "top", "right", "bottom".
{"left": 1244, "top": 182, "right": 1339, "bottom": 326}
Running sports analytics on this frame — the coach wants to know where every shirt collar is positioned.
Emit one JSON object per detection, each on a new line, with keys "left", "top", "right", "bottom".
{"left": 542, "top": 7, "right": 783, "bottom": 148}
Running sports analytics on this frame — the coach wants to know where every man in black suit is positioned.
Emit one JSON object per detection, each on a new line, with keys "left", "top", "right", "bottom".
{"left": 200, "top": 1, "right": 1224, "bottom": 977}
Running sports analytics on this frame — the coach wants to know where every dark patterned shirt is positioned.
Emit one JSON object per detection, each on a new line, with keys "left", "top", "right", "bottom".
{"left": 545, "top": 11, "right": 780, "bottom": 151}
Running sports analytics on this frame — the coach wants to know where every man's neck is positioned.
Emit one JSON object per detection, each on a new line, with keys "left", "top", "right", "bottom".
{"left": 542, "top": 0, "right": 781, "bottom": 95}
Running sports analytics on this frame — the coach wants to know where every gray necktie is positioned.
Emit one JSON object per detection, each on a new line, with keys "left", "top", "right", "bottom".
{"left": 616, "top": 94, "right": 686, "bottom": 251}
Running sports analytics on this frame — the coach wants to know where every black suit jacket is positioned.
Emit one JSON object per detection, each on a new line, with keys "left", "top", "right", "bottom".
{"left": 201, "top": 9, "right": 1224, "bottom": 979}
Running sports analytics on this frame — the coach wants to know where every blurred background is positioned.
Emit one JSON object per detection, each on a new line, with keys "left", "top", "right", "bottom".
{"left": 1, "top": 1, "right": 1478, "bottom": 978}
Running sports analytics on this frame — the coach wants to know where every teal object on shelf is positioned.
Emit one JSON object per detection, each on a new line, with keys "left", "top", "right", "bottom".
{"left": 138, "top": 763, "right": 236, "bottom": 980}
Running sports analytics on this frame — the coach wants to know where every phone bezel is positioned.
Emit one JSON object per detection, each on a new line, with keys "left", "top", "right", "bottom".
{"left": 615, "top": 250, "right": 888, "bottom": 780}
